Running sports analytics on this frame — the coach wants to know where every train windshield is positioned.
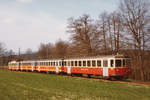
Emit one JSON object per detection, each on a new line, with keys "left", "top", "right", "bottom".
{"left": 115, "top": 60, "right": 122, "bottom": 67}
{"left": 115, "top": 59, "right": 131, "bottom": 67}
{"left": 126, "top": 59, "right": 131, "bottom": 67}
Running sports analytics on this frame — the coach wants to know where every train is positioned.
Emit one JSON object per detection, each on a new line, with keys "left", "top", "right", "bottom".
{"left": 8, "top": 54, "right": 131, "bottom": 79}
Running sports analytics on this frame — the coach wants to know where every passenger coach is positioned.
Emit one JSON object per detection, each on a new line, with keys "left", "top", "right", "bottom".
{"left": 63, "top": 55, "right": 131, "bottom": 78}
{"left": 8, "top": 55, "right": 131, "bottom": 79}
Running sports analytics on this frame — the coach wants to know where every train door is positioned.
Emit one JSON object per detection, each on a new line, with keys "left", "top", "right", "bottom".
{"left": 20, "top": 62, "right": 22, "bottom": 71}
{"left": 67, "top": 66, "right": 71, "bottom": 74}
{"left": 61, "top": 60, "right": 64, "bottom": 73}
{"left": 17, "top": 62, "right": 19, "bottom": 71}
{"left": 56, "top": 66, "right": 59, "bottom": 73}
{"left": 103, "top": 60, "right": 108, "bottom": 77}
{"left": 32, "top": 62, "right": 34, "bottom": 72}
{"left": 18, "top": 62, "right": 20, "bottom": 71}
{"left": 56, "top": 61, "right": 59, "bottom": 73}
{"left": 35, "top": 62, "right": 37, "bottom": 71}
{"left": 67, "top": 61, "right": 71, "bottom": 74}
{"left": 38, "top": 62, "right": 40, "bottom": 72}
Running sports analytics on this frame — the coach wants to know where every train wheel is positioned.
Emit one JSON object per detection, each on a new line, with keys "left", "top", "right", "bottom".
{"left": 46, "top": 71, "right": 49, "bottom": 74}
{"left": 88, "top": 74, "right": 91, "bottom": 78}
{"left": 110, "top": 77, "right": 116, "bottom": 81}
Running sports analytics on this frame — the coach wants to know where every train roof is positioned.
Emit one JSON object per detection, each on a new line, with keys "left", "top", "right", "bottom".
{"left": 9, "top": 54, "right": 130, "bottom": 63}
{"left": 64, "top": 54, "right": 129, "bottom": 60}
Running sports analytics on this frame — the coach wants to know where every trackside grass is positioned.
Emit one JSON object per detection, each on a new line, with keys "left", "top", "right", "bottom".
{"left": 0, "top": 69, "right": 150, "bottom": 100}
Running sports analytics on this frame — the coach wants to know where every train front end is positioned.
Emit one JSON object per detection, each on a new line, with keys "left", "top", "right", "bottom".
{"left": 109, "top": 55, "right": 131, "bottom": 78}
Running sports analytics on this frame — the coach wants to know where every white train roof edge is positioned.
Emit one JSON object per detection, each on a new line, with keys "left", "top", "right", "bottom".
{"left": 8, "top": 54, "right": 130, "bottom": 63}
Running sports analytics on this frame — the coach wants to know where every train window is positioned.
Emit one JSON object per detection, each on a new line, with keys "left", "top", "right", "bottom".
{"left": 110, "top": 60, "right": 114, "bottom": 67}
{"left": 79, "top": 61, "right": 81, "bottom": 66}
{"left": 62, "top": 61, "right": 63, "bottom": 66}
{"left": 87, "top": 60, "right": 91, "bottom": 67}
{"left": 83, "top": 61, "right": 86, "bottom": 66}
{"left": 123, "top": 59, "right": 126, "bottom": 67}
{"left": 71, "top": 61, "right": 74, "bottom": 66}
{"left": 115, "top": 60, "right": 121, "bottom": 67}
{"left": 51, "top": 62, "right": 53, "bottom": 66}
{"left": 103, "top": 60, "right": 108, "bottom": 67}
{"left": 92, "top": 60, "right": 96, "bottom": 67}
{"left": 97, "top": 60, "right": 101, "bottom": 67}
{"left": 54, "top": 62, "right": 56, "bottom": 66}
{"left": 68, "top": 61, "right": 71, "bottom": 66}
{"left": 56, "top": 62, "right": 58, "bottom": 66}
{"left": 75, "top": 61, "right": 77, "bottom": 66}
{"left": 126, "top": 59, "right": 131, "bottom": 67}
{"left": 49, "top": 62, "right": 51, "bottom": 66}
{"left": 45, "top": 62, "right": 47, "bottom": 66}
{"left": 64, "top": 61, "right": 66, "bottom": 66}
{"left": 62, "top": 61, "right": 64, "bottom": 66}
{"left": 59, "top": 61, "right": 61, "bottom": 66}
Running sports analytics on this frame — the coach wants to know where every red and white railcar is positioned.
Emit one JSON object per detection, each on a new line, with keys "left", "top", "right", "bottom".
{"left": 36, "top": 59, "right": 62, "bottom": 73}
{"left": 8, "top": 61, "right": 19, "bottom": 71}
{"left": 8, "top": 55, "right": 131, "bottom": 79}
{"left": 63, "top": 55, "right": 131, "bottom": 78}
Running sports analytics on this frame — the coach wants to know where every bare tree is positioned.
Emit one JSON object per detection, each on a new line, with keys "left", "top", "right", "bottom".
{"left": 52, "top": 40, "right": 68, "bottom": 58}
{"left": 0, "top": 42, "right": 6, "bottom": 57}
{"left": 24, "top": 48, "right": 33, "bottom": 60}
{"left": 38, "top": 43, "right": 54, "bottom": 59}
{"left": 97, "top": 12, "right": 108, "bottom": 54}
{"left": 107, "top": 14, "right": 113, "bottom": 52}
{"left": 67, "top": 14, "right": 100, "bottom": 56}
{"left": 26, "top": 48, "right": 32, "bottom": 55}
{"left": 119, "top": 0, "right": 150, "bottom": 81}
{"left": 111, "top": 12, "right": 124, "bottom": 54}
{"left": 0, "top": 42, "right": 6, "bottom": 66}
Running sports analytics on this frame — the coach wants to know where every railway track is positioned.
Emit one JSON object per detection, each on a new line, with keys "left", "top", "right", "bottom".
{"left": 62, "top": 74, "right": 150, "bottom": 86}
{"left": 10, "top": 70, "right": 150, "bottom": 86}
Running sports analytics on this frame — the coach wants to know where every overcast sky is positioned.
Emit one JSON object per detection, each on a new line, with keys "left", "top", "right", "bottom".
{"left": 0, "top": 0, "right": 119, "bottom": 53}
